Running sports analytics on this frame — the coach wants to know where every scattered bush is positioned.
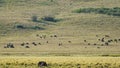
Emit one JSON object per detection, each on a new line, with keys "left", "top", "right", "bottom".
{"left": 15, "top": 24, "right": 44, "bottom": 30}
{"left": 31, "top": 15, "right": 38, "bottom": 22}
{"left": 74, "top": 7, "right": 120, "bottom": 16}
{"left": 30, "top": 26, "right": 44, "bottom": 30}
{"left": 0, "top": 0, "right": 5, "bottom": 7}
{"left": 15, "top": 24, "right": 25, "bottom": 29}
{"left": 41, "top": 16, "right": 57, "bottom": 22}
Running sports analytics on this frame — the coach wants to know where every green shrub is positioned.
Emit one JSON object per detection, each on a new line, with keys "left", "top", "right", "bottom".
{"left": 74, "top": 7, "right": 120, "bottom": 16}
{"left": 30, "top": 26, "right": 44, "bottom": 30}
{"left": 0, "top": 0, "right": 5, "bottom": 7}
{"left": 41, "top": 16, "right": 57, "bottom": 22}
{"left": 15, "top": 24, "right": 25, "bottom": 29}
{"left": 31, "top": 15, "right": 38, "bottom": 22}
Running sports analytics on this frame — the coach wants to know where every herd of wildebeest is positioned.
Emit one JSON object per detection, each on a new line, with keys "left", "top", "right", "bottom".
{"left": 84, "top": 35, "right": 120, "bottom": 46}
{"left": 3, "top": 34, "right": 120, "bottom": 49}
{"left": 3, "top": 34, "right": 59, "bottom": 48}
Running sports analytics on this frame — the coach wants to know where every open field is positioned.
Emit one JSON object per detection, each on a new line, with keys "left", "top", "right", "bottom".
{"left": 0, "top": 0, "right": 120, "bottom": 68}
{"left": 0, "top": 0, "right": 120, "bottom": 56}
{"left": 0, "top": 56, "right": 120, "bottom": 68}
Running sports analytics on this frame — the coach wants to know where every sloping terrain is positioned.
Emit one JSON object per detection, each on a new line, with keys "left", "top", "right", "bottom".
{"left": 0, "top": 0, "right": 120, "bottom": 56}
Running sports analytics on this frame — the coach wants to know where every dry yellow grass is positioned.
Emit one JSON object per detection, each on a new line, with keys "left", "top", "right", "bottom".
{"left": 0, "top": 56, "right": 120, "bottom": 68}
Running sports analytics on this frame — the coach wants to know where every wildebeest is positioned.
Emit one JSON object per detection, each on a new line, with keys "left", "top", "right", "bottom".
{"left": 118, "top": 39, "right": 120, "bottom": 41}
{"left": 38, "top": 43, "right": 41, "bottom": 45}
{"left": 101, "top": 38, "right": 105, "bottom": 42}
{"left": 46, "top": 41, "right": 48, "bottom": 43}
{"left": 105, "top": 35, "right": 110, "bottom": 37}
{"left": 36, "top": 34, "right": 39, "bottom": 37}
{"left": 68, "top": 41, "right": 71, "bottom": 43}
{"left": 53, "top": 35, "right": 57, "bottom": 37}
{"left": 6, "top": 43, "right": 14, "bottom": 48}
{"left": 84, "top": 40, "right": 87, "bottom": 42}
{"left": 25, "top": 46, "right": 30, "bottom": 48}
{"left": 107, "top": 40, "right": 112, "bottom": 43}
{"left": 58, "top": 43, "right": 62, "bottom": 46}
{"left": 105, "top": 42, "right": 109, "bottom": 46}
{"left": 32, "top": 42, "right": 37, "bottom": 46}
{"left": 93, "top": 43, "right": 97, "bottom": 45}
{"left": 97, "top": 47, "right": 100, "bottom": 49}
{"left": 98, "top": 39, "right": 101, "bottom": 41}
{"left": 21, "top": 43, "right": 25, "bottom": 46}
{"left": 114, "top": 39, "right": 117, "bottom": 43}
{"left": 4, "top": 46, "right": 7, "bottom": 48}
{"left": 38, "top": 61, "right": 47, "bottom": 68}
{"left": 96, "top": 35, "right": 98, "bottom": 37}
{"left": 88, "top": 43, "right": 90, "bottom": 45}
{"left": 26, "top": 42, "right": 29, "bottom": 45}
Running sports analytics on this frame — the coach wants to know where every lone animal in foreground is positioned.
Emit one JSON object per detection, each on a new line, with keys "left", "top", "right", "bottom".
{"left": 38, "top": 61, "right": 47, "bottom": 68}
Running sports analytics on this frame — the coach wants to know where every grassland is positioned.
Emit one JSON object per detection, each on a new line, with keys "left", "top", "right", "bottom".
{"left": 0, "top": 56, "right": 120, "bottom": 68}
{"left": 0, "top": 0, "right": 120, "bottom": 56}
{"left": 0, "top": 0, "right": 120, "bottom": 68}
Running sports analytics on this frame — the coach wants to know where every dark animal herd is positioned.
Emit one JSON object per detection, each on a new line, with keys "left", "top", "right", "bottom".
{"left": 3, "top": 34, "right": 120, "bottom": 49}
{"left": 3, "top": 34, "right": 72, "bottom": 48}
{"left": 84, "top": 35, "right": 120, "bottom": 47}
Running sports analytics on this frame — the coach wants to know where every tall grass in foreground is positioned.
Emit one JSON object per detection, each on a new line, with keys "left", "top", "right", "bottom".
{"left": 0, "top": 57, "right": 120, "bottom": 68}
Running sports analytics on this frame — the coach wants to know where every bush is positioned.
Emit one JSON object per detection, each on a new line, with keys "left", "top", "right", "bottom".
{"left": 31, "top": 15, "right": 38, "bottom": 22}
{"left": 74, "top": 7, "right": 120, "bottom": 16}
{"left": 0, "top": 0, "right": 5, "bottom": 7}
{"left": 41, "top": 16, "right": 57, "bottom": 22}
{"left": 15, "top": 24, "right": 25, "bottom": 29}
{"left": 31, "top": 26, "right": 44, "bottom": 30}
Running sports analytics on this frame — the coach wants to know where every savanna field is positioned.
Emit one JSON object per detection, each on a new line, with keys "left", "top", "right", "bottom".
{"left": 0, "top": 0, "right": 120, "bottom": 68}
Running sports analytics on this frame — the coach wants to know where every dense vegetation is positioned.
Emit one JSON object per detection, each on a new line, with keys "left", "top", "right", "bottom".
{"left": 75, "top": 7, "right": 120, "bottom": 16}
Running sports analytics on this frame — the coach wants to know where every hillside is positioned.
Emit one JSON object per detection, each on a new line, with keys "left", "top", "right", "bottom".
{"left": 0, "top": 0, "right": 120, "bottom": 56}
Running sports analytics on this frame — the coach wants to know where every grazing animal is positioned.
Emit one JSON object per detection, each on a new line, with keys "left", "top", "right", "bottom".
{"left": 108, "top": 40, "right": 112, "bottom": 43}
{"left": 101, "top": 38, "right": 105, "bottom": 42}
{"left": 105, "top": 35, "right": 110, "bottom": 37}
{"left": 38, "top": 43, "right": 41, "bottom": 45}
{"left": 46, "top": 41, "right": 48, "bottom": 43}
{"left": 94, "top": 43, "right": 97, "bottom": 45}
{"left": 68, "top": 41, "right": 71, "bottom": 43}
{"left": 26, "top": 43, "right": 29, "bottom": 45}
{"left": 7, "top": 43, "right": 14, "bottom": 48}
{"left": 96, "top": 35, "right": 98, "bottom": 37}
{"left": 32, "top": 42, "right": 37, "bottom": 46}
{"left": 54, "top": 35, "right": 57, "bottom": 37}
{"left": 38, "top": 61, "right": 47, "bottom": 67}
{"left": 98, "top": 39, "right": 101, "bottom": 41}
{"left": 21, "top": 43, "right": 25, "bottom": 46}
{"left": 36, "top": 34, "right": 39, "bottom": 37}
{"left": 114, "top": 39, "right": 117, "bottom": 43}
{"left": 118, "top": 39, "right": 120, "bottom": 41}
{"left": 105, "top": 42, "right": 109, "bottom": 46}
{"left": 25, "top": 46, "right": 29, "bottom": 48}
{"left": 58, "top": 43, "right": 62, "bottom": 46}
{"left": 101, "top": 44, "right": 104, "bottom": 46}
{"left": 84, "top": 40, "right": 87, "bottom": 42}
{"left": 4, "top": 46, "right": 7, "bottom": 48}
{"left": 88, "top": 43, "right": 90, "bottom": 45}
{"left": 50, "top": 35, "right": 53, "bottom": 38}
{"left": 97, "top": 47, "right": 100, "bottom": 49}
{"left": 40, "top": 36, "right": 42, "bottom": 39}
